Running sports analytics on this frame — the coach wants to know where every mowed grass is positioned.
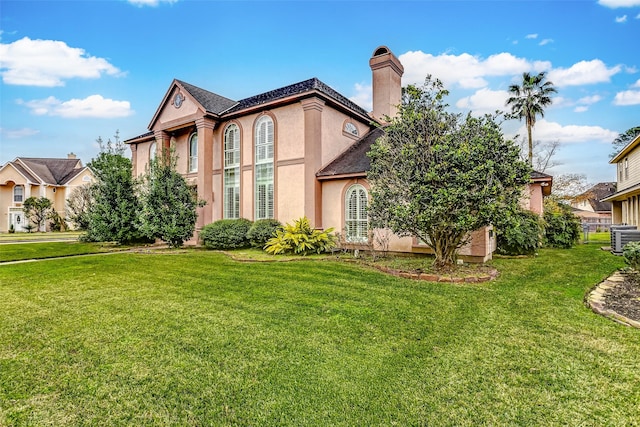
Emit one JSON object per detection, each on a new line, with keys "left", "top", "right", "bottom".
{"left": 0, "top": 242, "right": 118, "bottom": 262}
{"left": 1, "top": 244, "right": 638, "bottom": 426}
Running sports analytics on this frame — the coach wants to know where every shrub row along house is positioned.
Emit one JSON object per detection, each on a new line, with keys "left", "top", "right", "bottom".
{"left": 0, "top": 155, "right": 94, "bottom": 232}
{"left": 125, "top": 46, "right": 551, "bottom": 262}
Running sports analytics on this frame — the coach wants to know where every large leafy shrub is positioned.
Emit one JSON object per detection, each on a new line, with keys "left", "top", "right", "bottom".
{"left": 264, "top": 216, "right": 336, "bottom": 255}
{"left": 496, "top": 208, "right": 542, "bottom": 255}
{"left": 542, "top": 198, "right": 581, "bottom": 248}
{"left": 247, "top": 219, "right": 282, "bottom": 248}
{"left": 200, "top": 218, "right": 252, "bottom": 250}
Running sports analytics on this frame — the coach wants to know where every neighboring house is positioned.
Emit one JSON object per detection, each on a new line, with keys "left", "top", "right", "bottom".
{"left": 0, "top": 154, "right": 94, "bottom": 232}
{"left": 527, "top": 171, "right": 553, "bottom": 215}
{"left": 125, "top": 46, "right": 548, "bottom": 262}
{"left": 602, "top": 134, "right": 640, "bottom": 225}
{"left": 570, "top": 182, "right": 615, "bottom": 231}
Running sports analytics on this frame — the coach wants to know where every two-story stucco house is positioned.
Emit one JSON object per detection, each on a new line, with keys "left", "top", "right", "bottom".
{"left": 0, "top": 154, "right": 94, "bottom": 232}
{"left": 125, "top": 46, "right": 548, "bottom": 262}
{"left": 602, "top": 134, "right": 640, "bottom": 224}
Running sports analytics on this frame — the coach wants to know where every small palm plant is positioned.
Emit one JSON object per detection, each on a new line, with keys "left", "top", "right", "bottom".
{"left": 264, "top": 216, "right": 336, "bottom": 255}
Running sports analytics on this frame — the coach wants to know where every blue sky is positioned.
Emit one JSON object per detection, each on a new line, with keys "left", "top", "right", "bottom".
{"left": 1, "top": 0, "right": 639, "bottom": 185}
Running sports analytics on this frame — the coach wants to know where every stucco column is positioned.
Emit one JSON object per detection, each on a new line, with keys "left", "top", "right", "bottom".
{"left": 196, "top": 117, "right": 216, "bottom": 228}
{"left": 301, "top": 98, "right": 325, "bottom": 228}
{"left": 129, "top": 144, "right": 138, "bottom": 177}
{"left": 154, "top": 130, "right": 171, "bottom": 159}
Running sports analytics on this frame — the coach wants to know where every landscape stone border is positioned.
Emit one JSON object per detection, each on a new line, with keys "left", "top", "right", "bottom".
{"left": 372, "top": 264, "right": 499, "bottom": 283}
{"left": 586, "top": 271, "right": 640, "bottom": 328}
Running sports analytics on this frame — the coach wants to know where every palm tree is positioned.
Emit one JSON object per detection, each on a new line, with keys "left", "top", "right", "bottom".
{"left": 506, "top": 72, "right": 557, "bottom": 165}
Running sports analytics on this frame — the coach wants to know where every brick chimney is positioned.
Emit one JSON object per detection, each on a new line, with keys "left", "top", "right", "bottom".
{"left": 369, "top": 46, "right": 404, "bottom": 122}
{"left": 67, "top": 152, "right": 77, "bottom": 159}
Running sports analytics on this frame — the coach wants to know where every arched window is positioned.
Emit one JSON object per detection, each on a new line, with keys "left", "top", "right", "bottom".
{"left": 344, "top": 122, "right": 359, "bottom": 136}
{"left": 149, "top": 141, "right": 157, "bottom": 163}
{"left": 255, "top": 115, "right": 274, "bottom": 220}
{"left": 345, "top": 184, "right": 368, "bottom": 242}
{"left": 13, "top": 185, "right": 24, "bottom": 203}
{"left": 189, "top": 133, "right": 198, "bottom": 173}
{"left": 224, "top": 124, "right": 241, "bottom": 219}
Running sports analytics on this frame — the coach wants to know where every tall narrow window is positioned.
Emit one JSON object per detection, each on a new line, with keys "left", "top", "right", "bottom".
{"left": 224, "top": 124, "right": 241, "bottom": 219}
{"left": 625, "top": 157, "right": 629, "bottom": 180}
{"left": 13, "top": 185, "right": 24, "bottom": 203}
{"left": 149, "top": 141, "right": 157, "bottom": 163}
{"left": 255, "top": 115, "right": 274, "bottom": 220}
{"left": 345, "top": 184, "right": 368, "bottom": 242}
{"left": 189, "top": 133, "right": 198, "bottom": 173}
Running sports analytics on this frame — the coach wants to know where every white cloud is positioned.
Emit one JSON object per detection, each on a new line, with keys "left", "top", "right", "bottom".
{"left": 632, "top": 79, "right": 640, "bottom": 88}
{"left": 547, "top": 59, "right": 621, "bottom": 86}
{"left": 128, "top": 0, "right": 178, "bottom": 6}
{"left": 399, "top": 51, "right": 551, "bottom": 89}
{"left": 615, "top": 15, "right": 628, "bottom": 22}
{"left": 455, "top": 88, "right": 510, "bottom": 114}
{"left": 18, "top": 95, "right": 133, "bottom": 118}
{"left": 539, "top": 39, "right": 554, "bottom": 46}
{"left": 598, "top": 0, "right": 640, "bottom": 8}
{"left": 349, "top": 82, "right": 372, "bottom": 111}
{"left": 0, "top": 127, "right": 40, "bottom": 139}
{"left": 516, "top": 119, "right": 618, "bottom": 144}
{"left": 0, "top": 37, "right": 122, "bottom": 87}
{"left": 526, "top": 34, "right": 538, "bottom": 39}
{"left": 574, "top": 106, "right": 589, "bottom": 113}
{"left": 614, "top": 90, "right": 640, "bottom": 105}
{"left": 577, "top": 95, "right": 603, "bottom": 105}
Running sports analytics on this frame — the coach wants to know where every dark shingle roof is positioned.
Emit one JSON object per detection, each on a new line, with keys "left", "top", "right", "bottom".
{"left": 586, "top": 182, "right": 616, "bottom": 212}
{"left": 18, "top": 158, "right": 84, "bottom": 185}
{"left": 226, "top": 78, "right": 371, "bottom": 117}
{"left": 531, "top": 170, "right": 552, "bottom": 179}
{"left": 176, "top": 79, "right": 237, "bottom": 114}
{"left": 10, "top": 162, "right": 38, "bottom": 183}
{"left": 317, "top": 127, "right": 385, "bottom": 178}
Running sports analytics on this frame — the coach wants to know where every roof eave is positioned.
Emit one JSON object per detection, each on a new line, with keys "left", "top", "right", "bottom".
{"left": 610, "top": 134, "right": 640, "bottom": 164}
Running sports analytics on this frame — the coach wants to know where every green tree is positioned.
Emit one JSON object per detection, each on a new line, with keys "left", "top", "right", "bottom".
{"left": 610, "top": 126, "right": 640, "bottom": 159}
{"left": 367, "top": 77, "right": 531, "bottom": 270}
{"left": 85, "top": 132, "right": 142, "bottom": 244}
{"left": 506, "top": 72, "right": 557, "bottom": 165}
{"left": 22, "top": 196, "right": 52, "bottom": 232}
{"left": 138, "top": 149, "right": 203, "bottom": 248}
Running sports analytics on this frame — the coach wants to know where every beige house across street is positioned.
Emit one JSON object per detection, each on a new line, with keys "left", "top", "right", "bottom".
{"left": 0, "top": 154, "right": 94, "bottom": 232}
{"left": 125, "top": 46, "right": 550, "bottom": 262}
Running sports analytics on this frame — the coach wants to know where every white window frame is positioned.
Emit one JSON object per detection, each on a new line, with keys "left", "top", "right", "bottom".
{"left": 345, "top": 184, "right": 368, "bottom": 243}
{"left": 189, "top": 133, "right": 198, "bottom": 173}
{"left": 625, "top": 157, "right": 629, "bottom": 180}
{"left": 224, "top": 124, "right": 241, "bottom": 219}
{"left": 149, "top": 141, "right": 157, "bottom": 163}
{"left": 254, "top": 115, "right": 274, "bottom": 220}
{"left": 13, "top": 185, "right": 24, "bottom": 203}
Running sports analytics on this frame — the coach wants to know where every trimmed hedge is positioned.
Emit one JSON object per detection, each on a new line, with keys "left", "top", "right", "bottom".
{"left": 200, "top": 218, "right": 253, "bottom": 250}
{"left": 247, "top": 219, "right": 282, "bottom": 248}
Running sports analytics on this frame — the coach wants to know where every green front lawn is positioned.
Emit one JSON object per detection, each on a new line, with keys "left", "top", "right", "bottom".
{"left": 0, "top": 242, "right": 119, "bottom": 262}
{"left": 0, "top": 244, "right": 637, "bottom": 426}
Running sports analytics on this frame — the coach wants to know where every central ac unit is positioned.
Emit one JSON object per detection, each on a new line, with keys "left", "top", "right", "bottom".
{"left": 611, "top": 225, "right": 640, "bottom": 254}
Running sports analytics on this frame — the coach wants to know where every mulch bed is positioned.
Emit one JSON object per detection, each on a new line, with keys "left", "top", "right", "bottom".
{"left": 604, "top": 276, "right": 640, "bottom": 323}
